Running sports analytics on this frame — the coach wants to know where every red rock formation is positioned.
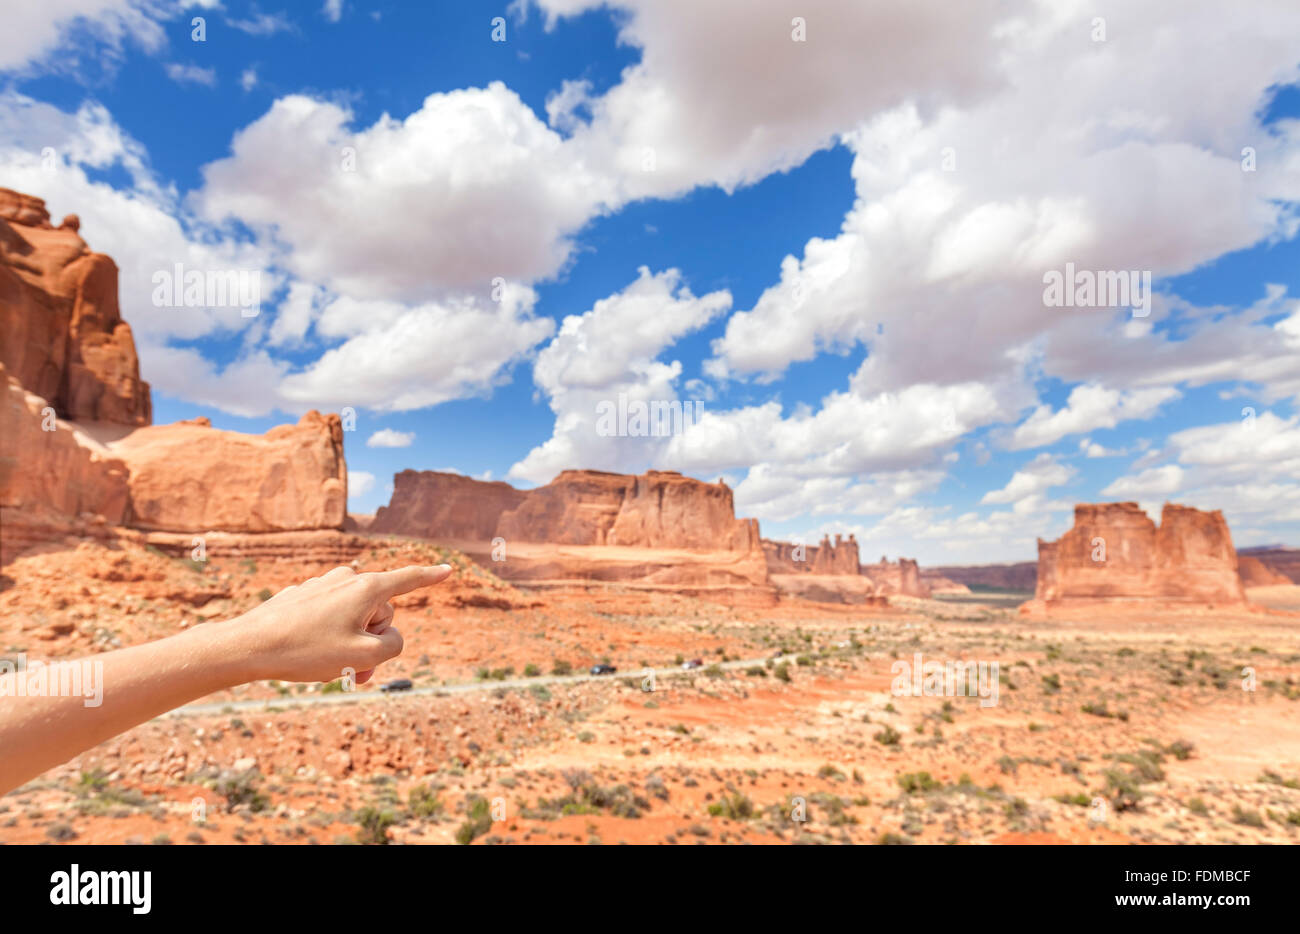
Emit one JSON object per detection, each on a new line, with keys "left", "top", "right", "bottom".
{"left": 0, "top": 187, "right": 353, "bottom": 554}
{"left": 371, "top": 470, "right": 526, "bottom": 540}
{"left": 921, "top": 573, "right": 972, "bottom": 595}
{"left": 811, "top": 534, "right": 860, "bottom": 574}
{"left": 0, "top": 188, "right": 151, "bottom": 425}
{"left": 762, "top": 538, "right": 811, "bottom": 573}
{"left": 762, "top": 535, "right": 931, "bottom": 598}
{"left": 1236, "top": 548, "right": 1300, "bottom": 583}
{"left": 497, "top": 470, "right": 632, "bottom": 545}
{"left": 1032, "top": 502, "right": 1245, "bottom": 605}
{"left": 107, "top": 413, "right": 347, "bottom": 533}
{"left": 0, "top": 361, "right": 130, "bottom": 558}
{"left": 1238, "top": 555, "right": 1292, "bottom": 587}
{"left": 763, "top": 535, "right": 862, "bottom": 575}
{"left": 607, "top": 471, "right": 759, "bottom": 551}
{"left": 862, "top": 556, "right": 931, "bottom": 597}
{"left": 374, "top": 468, "right": 760, "bottom": 552}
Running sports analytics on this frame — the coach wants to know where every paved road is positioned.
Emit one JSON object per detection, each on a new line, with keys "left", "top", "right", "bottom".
{"left": 161, "top": 653, "right": 798, "bottom": 719}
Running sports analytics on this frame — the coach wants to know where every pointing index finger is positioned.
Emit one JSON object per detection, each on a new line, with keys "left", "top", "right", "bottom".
{"left": 369, "top": 564, "right": 453, "bottom": 597}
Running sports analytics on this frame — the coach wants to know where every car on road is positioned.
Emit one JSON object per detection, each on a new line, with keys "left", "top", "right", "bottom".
{"left": 590, "top": 664, "right": 617, "bottom": 675}
{"left": 380, "top": 678, "right": 413, "bottom": 693}
{"left": 681, "top": 658, "right": 704, "bottom": 669}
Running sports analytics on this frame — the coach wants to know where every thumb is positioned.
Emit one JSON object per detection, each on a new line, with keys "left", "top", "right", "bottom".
{"left": 355, "top": 625, "right": 404, "bottom": 669}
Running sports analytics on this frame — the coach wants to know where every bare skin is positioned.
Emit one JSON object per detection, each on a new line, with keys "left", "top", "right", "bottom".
{"left": 0, "top": 563, "right": 451, "bottom": 795}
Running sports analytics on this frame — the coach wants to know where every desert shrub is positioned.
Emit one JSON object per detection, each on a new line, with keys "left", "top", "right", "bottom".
{"left": 1103, "top": 769, "right": 1142, "bottom": 812}
{"left": 214, "top": 769, "right": 270, "bottom": 813}
{"left": 707, "top": 792, "right": 754, "bottom": 820}
{"left": 46, "top": 822, "right": 77, "bottom": 842}
{"left": 876, "top": 833, "right": 912, "bottom": 845}
{"left": 896, "top": 772, "right": 941, "bottom": 794}
{"left": 456, "top": 796, "right": 493, "bottom": 845}
{"left": 645, "top": 774, "right": 669, "bottom": 801}
{"left": 355, "top": 806, "right": 398, "bottom": 845}
{"left": 1258, "top": 770, "right": 1300, "bottom": 789}
{"left": 874, "top": 725, "right": 902, "bottom": 746}
{"left": 407, "top": 785, "right": 444, "bottom": 819}
{"left": 1231, "top": 805, "right": 1265, "bottom": 828}
{"left": 1115, "top": 750, "right": 1165, "bottom": 783}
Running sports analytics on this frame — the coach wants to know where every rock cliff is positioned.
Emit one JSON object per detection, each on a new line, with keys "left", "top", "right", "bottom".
{"left": 0, "top": 188, "right": 151, "bottom": 425}
{"left": 108, "top": 414, "right": 347, "bottom": 533}
{"left": 374, "top": 468, "right": 760, "bottom": 552}
{"left": 1032, "top": 502, "right": 1246, "bottom": 605}
{"left": 0, "top": 187, "right": 348, "bottom": 556}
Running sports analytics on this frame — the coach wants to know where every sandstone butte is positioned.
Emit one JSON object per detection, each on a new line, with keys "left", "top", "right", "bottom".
{"left": 1024, "top": 501, "right": 1248, "bottom": 613}
{"left": 0, "top": 187, "right": 347, "bottom": 554}
{"left": 761, "top": 533, "right": 935, "bottom": 598}
{"left": 372, "top": 468, "right": 759, "bottom": 550}
{"left": 367, "top": 468, "right": 936, "bottom": 600}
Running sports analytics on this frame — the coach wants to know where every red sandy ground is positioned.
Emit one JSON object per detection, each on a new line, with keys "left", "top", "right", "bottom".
{"left": 1, "top": 537, "right": 1298, "bottom": 845}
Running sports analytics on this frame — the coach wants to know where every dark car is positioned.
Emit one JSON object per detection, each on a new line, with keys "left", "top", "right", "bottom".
{"left": 380, "top": 678, "right": 413, "bottom": 693}
{"left": 590, "top": 664, "right": 617, "bottom": 675}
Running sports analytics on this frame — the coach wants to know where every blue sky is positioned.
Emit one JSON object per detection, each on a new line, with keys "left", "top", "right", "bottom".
{"left": 4, "top": 0, "right": 1300, "bottom": 563}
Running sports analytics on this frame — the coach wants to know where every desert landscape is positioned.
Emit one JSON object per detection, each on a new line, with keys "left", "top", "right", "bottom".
{"left": 3, "top": 185, "right": 1299, "bottom": 847}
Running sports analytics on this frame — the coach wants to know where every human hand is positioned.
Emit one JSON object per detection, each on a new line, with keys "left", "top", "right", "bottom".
{"left": 224, "top": 564, "right": 452, "bottom": 685}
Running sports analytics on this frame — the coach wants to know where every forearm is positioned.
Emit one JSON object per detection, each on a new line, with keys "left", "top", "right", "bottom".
{"left": 0, "top": 620, "right": 256, "bottom": 795}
